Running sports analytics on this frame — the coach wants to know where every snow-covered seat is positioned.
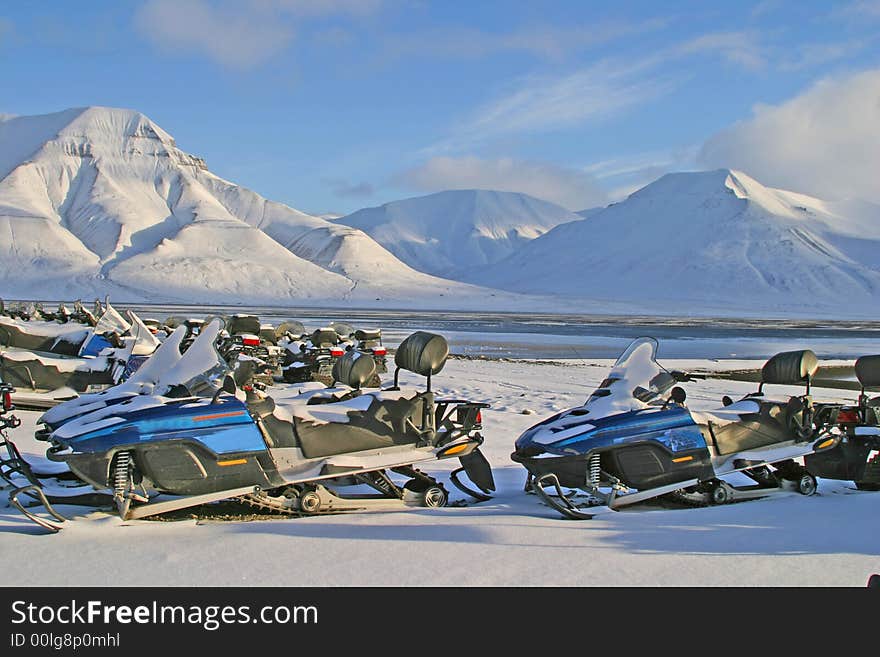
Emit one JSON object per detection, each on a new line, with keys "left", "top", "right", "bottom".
{"left": 0, "top": 349, "right": 114, "bottom": 392}
{"left": 258, "top": 332, "right": 450, "bottom": 459}
{"left": 692, "top": 397, "right": 801, "bottom": 456}
{"left": 0, "top": 316, "right": 90, "bottom": 355}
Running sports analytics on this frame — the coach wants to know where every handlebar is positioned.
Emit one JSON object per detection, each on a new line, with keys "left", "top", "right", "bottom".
{"left": 670, "top": 370, "right": 708, "bottom": 382}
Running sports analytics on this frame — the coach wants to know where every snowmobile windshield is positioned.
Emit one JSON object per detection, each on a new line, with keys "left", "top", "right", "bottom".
{"left": 92, "top": 303, "right": 131, "bottom": 337}
{"left": 126, "top": 310, "right": 162, "bottom": 356}
{"left": 154, "top": 318, "right": 229, "bottom": 396}
{"left": 126, "top": 325, "right": 187, "bottom": 386}
{"left": 582, "top": 337, "right": 676, "bottom": 417}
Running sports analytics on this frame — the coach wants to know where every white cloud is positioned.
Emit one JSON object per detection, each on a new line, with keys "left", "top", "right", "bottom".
{"left": 324, "top": 178, "right": 375, "bottom": 198}
{"left": 135, "top": 0, "right": 382, "bottom": 69}
{"left": 698, "top": 69, "right": 880, "bottom": 202}
{"left": 396, "top": 156, "right": 608, "bottom": 210}
{"left": 380, "top": 19, "right": 668, "bottom": 61}
{"left": 584, "top": 146, "right": 700, "bottom": 200}
{"left": 135, "top": 0, "right": 294, "bottom": 69}
{"left": 454, "top": 57, "right": 677, "bottom": 145}
{"left": 777, "top": 40, "right": 867, "bottom": 71}
{"left": 840, "top": 0, "right": 880, "bottom": 18}
{"left": 674, "top": 31, "right": 766, "bottom": 70}
{"left": 443, "top": 29, "right": 777, "bottom": 149}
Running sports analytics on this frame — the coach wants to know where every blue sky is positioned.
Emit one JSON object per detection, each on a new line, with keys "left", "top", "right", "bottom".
{"left": 2, "top": 1, "right": 879, "bottom": 214}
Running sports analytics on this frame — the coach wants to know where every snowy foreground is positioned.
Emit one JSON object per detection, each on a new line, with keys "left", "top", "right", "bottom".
{"left": 1, "top": 357, "right": 878, "bottom": 587}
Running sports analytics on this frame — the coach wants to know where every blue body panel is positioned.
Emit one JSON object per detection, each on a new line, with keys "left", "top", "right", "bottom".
{"left": 60, "top": 396, "right": 267, "bottom": 457}
{"left": 516, "top": 405, "right": 707, "bottom": 456}
{"left": 79, "top": 333, "right": 113, "bottom": 357}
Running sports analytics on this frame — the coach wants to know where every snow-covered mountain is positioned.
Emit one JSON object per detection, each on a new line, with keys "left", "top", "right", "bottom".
{"left": 0, "top": 107, "right": 504, "bottom": 307}
{"left": 5, "top": 107, "right": 880, "bottom": 318}
{"left": 337, "top": 189, "right": 581, "bottom": 277}
{"left": 469, "top": 169, "right": 880, "bottom": 315}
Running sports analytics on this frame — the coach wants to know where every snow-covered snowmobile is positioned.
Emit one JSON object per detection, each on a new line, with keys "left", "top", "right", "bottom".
{"left": 0, "top": 308, "right": 160, "bottom": 410}
{"left": 0, "top": 298, "right": 112, "bottom": 355}
{"left": 10, "top": 328, "right": 494, "bottom": 530}
{"left": 511, "top": 337, "right": 842, "bottom": 519}
{"left": 217, "top": 314, "right": 284, "bottom": 387}
{"left": 805, "top": 354, "right": 880, "bottom": 491}
{"left": 354, "top": 328, "right": 388, "bottom": 374}
{"left": 280, "top": 326, "right": 355, "bottom": 384}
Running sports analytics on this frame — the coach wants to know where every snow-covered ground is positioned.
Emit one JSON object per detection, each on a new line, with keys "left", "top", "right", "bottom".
{"left": 1, "top": 356, "right": 877, "bottom": 587}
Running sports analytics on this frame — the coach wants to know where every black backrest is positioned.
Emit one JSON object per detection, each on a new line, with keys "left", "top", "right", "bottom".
{"left": 761, "top": 349, "right": 818, "bottom": 386}
{"left": 276, "top": 321, "right": 305, "bottom": 339}
{"left": 259, "top": 326, "right": 277, "bottom": 345}
{"left": 330, "top": 322, "right": 355, "bottom": 339}
{"left": 395, "top": 331, "right": 448, "bottom": 377}
{"left": 855, "top": 355, "right": 880, "bottom": 389}
{"left": 355, "top": 328, "right": 382, "bottom": 342}
{"left": 332, "top": 351, "right": 376, "bottom": 389}
{"left": 311, "top": 328, "right": 340, "bottom": 347}
{"left": 228, "top": 314, "right": 261, "bottom": 336}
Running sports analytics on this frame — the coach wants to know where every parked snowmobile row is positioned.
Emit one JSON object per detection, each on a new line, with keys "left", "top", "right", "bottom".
{"left": 0, "top": 302, "right": 162, "bottom": 410}
{"left": 3, "top": 331, "right": 879, "bottom": 531}
{"left": 0, "top": 322, "right": 494, "bottom": 531}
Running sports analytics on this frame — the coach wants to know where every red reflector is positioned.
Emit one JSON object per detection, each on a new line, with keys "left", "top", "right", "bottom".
{"left": 837, "top": 409, "right": 860, "bottom": 423}
{"left": 242, "top": 337, "right": 260, "bottom": 346}
{"left": 373, "top": 347, "right": 387, "bottom": 356}
{"left": 475, "top": 410, "right": 482, "bottom": 423}
{"left": 330, "top": 348, "right": 344, "bottom": 357}
{"left": 3, "top": 390, "right": 12, "bottom": 411}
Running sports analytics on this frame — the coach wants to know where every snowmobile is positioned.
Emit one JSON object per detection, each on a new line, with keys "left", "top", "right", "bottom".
{"left": 1, "top": 377, "right": 110, "bottom": 533}
{"left": 0, "top": 309, "right": 160, "bottom": 410}
{"left": 511, "top": 337, "right": 842, "bottom": 519}
{"left": 217, "top": 314, "right": 284, "bottom": 387}
{"left": 0, "top": 299, "right": 129, "bottom": 357}
{"left": 804, "top": 354, "right": 880, "bottom": 491}
{"left": 354, "top": 328, "right": 388, "bottom": 375}
{"left": 0, "top": 312, "right": 94, "bottom": 355}
{"left": 280, "top": 326, "right": 355, "bottom": 385}
{"left": 9, "top": 328, "right": 494, "bottom": 530}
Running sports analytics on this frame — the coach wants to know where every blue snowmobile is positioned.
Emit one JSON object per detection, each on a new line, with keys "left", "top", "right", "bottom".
{"left": 512, "top": 337, "right": 842, "bottom": 519}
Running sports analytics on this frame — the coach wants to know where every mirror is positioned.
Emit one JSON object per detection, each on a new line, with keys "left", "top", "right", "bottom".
{"left": 670, "top": 386, "right": 686, "bottom": 405}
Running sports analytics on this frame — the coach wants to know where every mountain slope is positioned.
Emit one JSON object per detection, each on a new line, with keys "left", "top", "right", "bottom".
{"left": 470, "top": 169, "right": 880, "bottom": 314}
{"left": 337, "top": 189, "right": 581, "bottom": 277}
{"left": 0, "top": 107, "right": 500, "bottom": 306}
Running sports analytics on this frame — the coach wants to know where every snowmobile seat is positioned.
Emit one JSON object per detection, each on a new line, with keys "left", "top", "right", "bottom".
{"left": 267, "top": 387, "right": 433, "bottom": 458}
{"left": 696, "top": 398, "right": 799, "bottom": 455}
{"left": 263, "top": 332, "right": 451, "bottom": 459}
{"left": 0, "top": 350, "right": 115, "bottom": 393}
